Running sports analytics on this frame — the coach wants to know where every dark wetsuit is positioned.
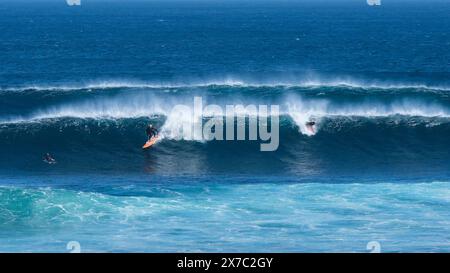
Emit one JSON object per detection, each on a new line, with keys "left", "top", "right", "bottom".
{"left": 146, "top": 126, "right": 159, "bottom": 139}
{"left": 44, "top": 153, "right": 56, "bottom": 163}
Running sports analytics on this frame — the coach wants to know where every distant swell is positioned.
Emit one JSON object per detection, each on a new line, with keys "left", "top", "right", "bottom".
{"left": 2, "top": 75, "right": 450, "bottom": 92}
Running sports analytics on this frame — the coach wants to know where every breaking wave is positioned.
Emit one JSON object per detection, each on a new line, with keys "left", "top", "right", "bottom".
{"left": 1, "top": 77, "right": 449, "bottom": 175}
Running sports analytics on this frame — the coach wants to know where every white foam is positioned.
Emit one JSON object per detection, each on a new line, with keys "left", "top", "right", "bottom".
{"left": 3, "top": 75, "right": 450, "bottom": 92}
{"left": 1, "top": 94, "right": 449, "bottom": 139}
{"left": 286, "top": 95, "right": 450, "bottom": 135}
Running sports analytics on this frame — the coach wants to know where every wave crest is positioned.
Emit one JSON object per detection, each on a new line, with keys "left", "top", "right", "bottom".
{"left": 3, "top": 75, "right": 450, "bottom": 92}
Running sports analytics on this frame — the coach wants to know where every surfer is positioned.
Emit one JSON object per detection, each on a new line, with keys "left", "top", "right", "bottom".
{"left": 146, "top": 124, "right": 159, "bottom": 140}
{"left": 305, "top": 121, "right": 316, "bottom": 134}
{"left": 143, "top": 124, "right": 159, "bottom": 149}
{"left": 43, "top": 153, "right": 56, "bottom": 164}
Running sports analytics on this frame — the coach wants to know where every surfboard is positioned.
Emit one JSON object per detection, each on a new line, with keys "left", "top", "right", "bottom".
{"left": 142, "top": 136, "right": 158, "bottom": 149}
{"left": 306, "top": 125, "right": 315, "bottom": 134}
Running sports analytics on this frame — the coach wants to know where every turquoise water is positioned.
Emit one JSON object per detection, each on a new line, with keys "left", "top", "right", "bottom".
{"left": 1, "top": 176, "right": 450, "bottom": 252}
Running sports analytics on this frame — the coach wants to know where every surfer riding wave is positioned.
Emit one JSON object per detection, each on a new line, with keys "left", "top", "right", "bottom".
{"left": 143, "top": 124, "right": 159, "bottom": 149}
{"left": 146, "top": 124, "right": 159, "bottom": 140}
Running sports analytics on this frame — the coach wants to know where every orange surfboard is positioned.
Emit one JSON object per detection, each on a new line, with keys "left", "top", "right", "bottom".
{"left": 142, "top": 136, "right": 158, "bottom": 149}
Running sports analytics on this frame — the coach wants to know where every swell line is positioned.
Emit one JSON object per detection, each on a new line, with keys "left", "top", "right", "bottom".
{"left": 3, "top": 78, "right": 450, "bottom": 92}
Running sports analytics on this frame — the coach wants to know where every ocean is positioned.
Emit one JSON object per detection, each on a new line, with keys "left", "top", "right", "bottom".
{"left": 1, "top": 0, "right": 450, "bottom": 252}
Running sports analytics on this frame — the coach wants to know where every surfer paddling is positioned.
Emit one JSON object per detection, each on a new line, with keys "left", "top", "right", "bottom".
{"left": 43, "top": 153, "right": 56, "bottom": 164}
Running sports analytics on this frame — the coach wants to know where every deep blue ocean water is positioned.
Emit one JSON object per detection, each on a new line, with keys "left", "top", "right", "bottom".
{"left": 1, "top": 0, "right": 450, "bottom": 252}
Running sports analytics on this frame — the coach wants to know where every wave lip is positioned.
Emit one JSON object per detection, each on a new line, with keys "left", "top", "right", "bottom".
{"left": 1, "top": 95, "right": 449, "bottom": 138}
{"left": 1, "top": 76, "right": 450, "bottom": 137}
{"left": 2, "top": 95, "right": 448, "bottom": 121}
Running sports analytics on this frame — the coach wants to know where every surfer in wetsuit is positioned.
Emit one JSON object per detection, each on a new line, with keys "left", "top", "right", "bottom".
{"left": 146, "top": 124, "right": 159, "bottom": 140}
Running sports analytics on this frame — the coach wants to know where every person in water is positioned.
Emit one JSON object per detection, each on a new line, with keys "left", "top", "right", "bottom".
{"left": 305, "top": 121, "right": 316, "bottom": 133}
{"left": 146, "top": 124, "right": 159, "bottom": 140}
{"left": 43, "top": 153, "right": 56, "bottom": 164}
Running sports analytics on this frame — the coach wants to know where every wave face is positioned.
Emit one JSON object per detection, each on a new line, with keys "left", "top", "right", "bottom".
{"left": 1, "top": 79, "right": 450, "bottom": 178}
